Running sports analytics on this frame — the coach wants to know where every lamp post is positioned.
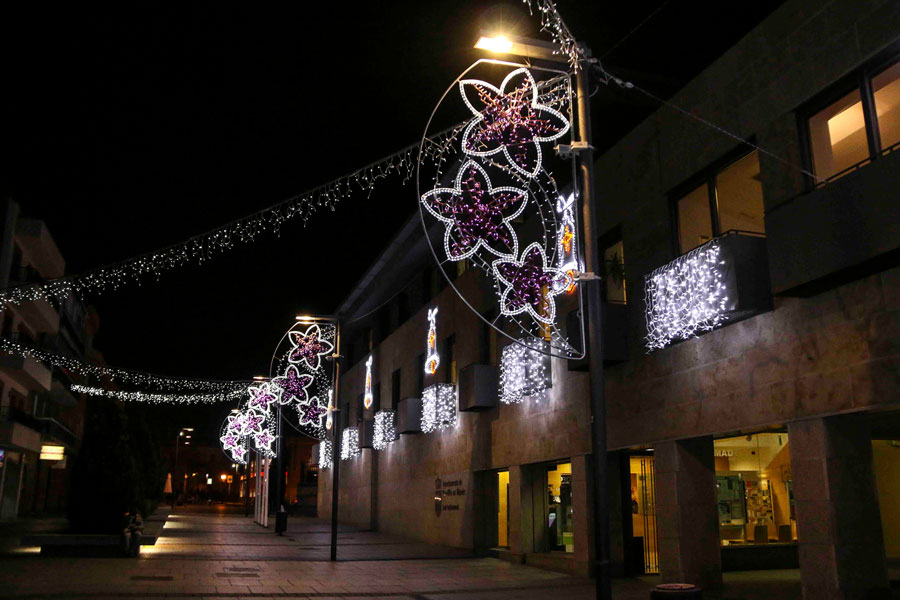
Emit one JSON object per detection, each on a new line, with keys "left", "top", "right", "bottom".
{"left": 474, "top": 35, "right": 612, "bottom": 600}
{"left": 172, "top": 427, "right": 193, "bottom": 508}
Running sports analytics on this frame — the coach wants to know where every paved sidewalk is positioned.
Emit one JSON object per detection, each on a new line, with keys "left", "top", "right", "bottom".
{"left": 0, "top": 504, "right": 889, "bottom": 599}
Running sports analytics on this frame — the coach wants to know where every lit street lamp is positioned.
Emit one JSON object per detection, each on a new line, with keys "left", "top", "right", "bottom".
{"left": 474, "top": 34, "right": 611, "bottom": 600}
{"left": 172, "top": 427, "right": 194, "bottom": 508}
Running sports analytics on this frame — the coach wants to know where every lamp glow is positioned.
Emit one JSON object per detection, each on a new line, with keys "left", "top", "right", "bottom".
{"left": 475, "top": 35, "right": 513, "bottom": 53}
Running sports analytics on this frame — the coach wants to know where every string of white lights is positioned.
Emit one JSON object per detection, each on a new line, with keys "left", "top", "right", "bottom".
{"left": 318, "top": 439, "right": 333, "bottom": 470}
{"left": 71, "top": 384, "right": 244, "bottom": 404}
{"left": 499, "top": 338, "right": 550, "bottom": 404}
{"left": 0, "top": 337, "right": 247, "bottom": 392}
{"left": 373, "top": 410, "right": 397, "bottom": 450}
{"left": 341, "top": 427, "right": 360, "bottom": 460}
{"left": 521, "top": 0, "right": 585, "bottom": 70}
{"left": 421, "top": 383, "right": 457, "bottom": 433}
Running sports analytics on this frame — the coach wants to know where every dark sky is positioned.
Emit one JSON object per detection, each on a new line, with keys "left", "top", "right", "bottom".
{"left": 3, "top": 1, "right": 784, "bottom": 438}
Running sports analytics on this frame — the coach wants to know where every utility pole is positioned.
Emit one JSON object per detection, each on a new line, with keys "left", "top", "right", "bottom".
{"left": 575, "top": 53, "right": 613, "bottom": 600}
{"left": 329, "top": 318, "right": 343, "bottom": 561}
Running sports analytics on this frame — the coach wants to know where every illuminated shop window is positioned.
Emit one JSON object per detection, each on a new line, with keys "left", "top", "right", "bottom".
{"left": 546, "top": 462, "right": 573, "bottom": 553}
{"left": 714, "top": 432, "right": 795, "bottom": 546}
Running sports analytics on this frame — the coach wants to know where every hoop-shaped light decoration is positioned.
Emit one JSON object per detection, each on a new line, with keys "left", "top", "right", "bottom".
{"left": 373, "top": 410, "right": 397, "bottom": 450}
{"left": 424, "top": 308, "right": 440, "bottom": 375}
{"left": 318, "top": 439, "right": 333, "bottom": 470}
{"left": 421, "top": 383, "right": 457, "bottom": 433}
{"left": 363, "top": 356, "right": 374, "bottom": 409}
{"left": 644, "top": 238, "right": 728, "bottom": 351}
{"left": 341, "top": 427, "right": 360, "bottom": 460}
{"left": 500, "top": 338, "right": 551, "bottom": 404}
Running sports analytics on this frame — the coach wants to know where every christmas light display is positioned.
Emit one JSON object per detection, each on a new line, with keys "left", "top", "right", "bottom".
{"left": 460, "top": 68, "right": 570, "bottom": 178}
{"left": 363, "top": 356, "right": 374, "bottom": 409}
{"left": 499, "top": 338, "right": 551, "bottom": 404}
{"left": 253, "top": 428, "right": 276, "bottom": 456}
{"left": 520, "top": 0, "right": 585, "bottom": 70}
{"left": 424, "top": 308, "right": 440, "bottom": 375}
{"left": 297, "top": 395, "right": 328, "bottom": 428}
{"left": 325, "top": 388, "right": 334, "bottom": 431}
{"left": 373, "top": 410, "right": 397, "bottom": 450}
{"left": 242, "top": 411, "right": 266, "bottom": 436}
{"left": 71, "top": 384, "right": 243, "bottom": 404}
{"left": 318, "top": 439, "right": 333, "bottom": 470}
{"left": 493, "top": 243, "right": 573, "bottom": 325}
{"left": 555, "top": 192, "right": 580, "bottom": 293}
{"left": 1, "top": 338, "right": 245, "bottom": 393}
{"left": 341, "top": 427, "right": 360, "bottom": 460}
{"left": 287, "top": 324, "right": 334, "bottom": 371}
{"left": 421, "top": 383, "right": 457, "bottom": 433}
{"left": 421, "top": 160, "right": 527, "bottom": 261}
{"left": 644, "top": 238, "right": 728, "bottom": 351}
{"left": 246, "top": 382, "right": 282, "bottom": 415}
{"left": 272, "top": 365, "right": 314, "bottom": 405}
{"left": 219, "top": 423, "right": 248, "bottom": 465}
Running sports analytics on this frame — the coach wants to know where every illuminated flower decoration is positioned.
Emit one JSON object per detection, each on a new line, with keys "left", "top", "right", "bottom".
{"left": 242, "top": 411, "right": 266, "bottom": 435}
{"left": 226, "top": 413, "right": 244, "bottom": 433}
{"left": 254, "top": 428, "right": 275, "bottom": 455}
{"left": 493, "top": 242, "right": 574, "bottom": 325}
{"left": 298, "top": 397, "right": 328, "bottom": 427}
{"left": 229, "top": 444, "right": 247, "bottom": 463}
{"left": 246, "top": 382, "right": 281, "bottom": 416}
{"left": 460, "top": 68, "right": 570, "bottom": 178}
{"left": 272, "top": 365, "right": 314, "bottom": 405}
{"left": 220, "top": 430, "right": 241, "bottom": 451}
{"left": 287, "top": 324, "right": 334, "bottom": 371}
{"left": 421, "top": 160, "right": 527, "bottom": 261}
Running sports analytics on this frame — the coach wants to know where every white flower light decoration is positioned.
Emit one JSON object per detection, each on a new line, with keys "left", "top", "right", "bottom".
{"left": 287, "top": 323, "right": 334, "bottom": 371}
{"left": 246, "top": 381, "right": 282, "bottom": 416}
{"left": 500, "top": 339, "right": 550, "bottom": 404}
{"left": 644, "top": 238, "right": 729, "bottom": 351}
{"left": 363, "top": 356, "right": 374, "bottom": 409}
{"left": 493, "top": 242, "right": 573, "bottom": 325}
{"left": 459, "top": 68, "right": 570, "bottom": 179}
{"left": 424, "top": 308, "right": 440, "bottom": 375}
{"left": 421, "top": 160, "right": 527, "bottom": 262}
{"left": 421, "top": 383, "right": 457, "bottom": 433}
{"left": 373, "top": 410, "right": 397, "bottom": 450}
{"left": 341, "top": 427, "right": 360, "bottom": 460}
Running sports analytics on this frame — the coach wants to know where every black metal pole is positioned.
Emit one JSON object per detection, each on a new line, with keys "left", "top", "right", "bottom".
{"left": 274, "top": 403, "right": 283, "bottom": 518}
{"left": 329, "top": 319, "right": 343, "bottom": 561}
{"left": 576, "top": 58, "right": 612, "bottom": 600}
{"left": 172, "top": 433, "right": 179, "bottom": 509}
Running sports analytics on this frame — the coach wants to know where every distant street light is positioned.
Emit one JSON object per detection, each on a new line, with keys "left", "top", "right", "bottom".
{"left": 172, "top": 426, "right": 193, "bottom": 508}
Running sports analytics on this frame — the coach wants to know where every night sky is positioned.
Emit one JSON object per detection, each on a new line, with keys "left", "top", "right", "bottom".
{"left": 3, "top": 1, "right": 784, "bottom": 440}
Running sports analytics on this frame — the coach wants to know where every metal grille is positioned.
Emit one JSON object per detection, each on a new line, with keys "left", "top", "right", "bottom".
{"left": 638, "top": 456, "right": 659, "bottom": 574}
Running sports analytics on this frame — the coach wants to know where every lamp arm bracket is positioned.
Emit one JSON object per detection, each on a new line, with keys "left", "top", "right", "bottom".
{"left": 554, "top": 141, "right": 595, "bottom": 159}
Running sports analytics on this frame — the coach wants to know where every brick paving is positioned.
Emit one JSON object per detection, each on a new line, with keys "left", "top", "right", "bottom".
{"left": 0, "top": 503, "right": 873, "bottom": 600}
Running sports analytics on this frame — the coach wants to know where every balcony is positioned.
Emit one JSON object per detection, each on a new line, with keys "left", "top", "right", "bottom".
{"left": 14, "top": 297, "right": 60, "bottom": 334}
{"left": 643, "top": 232, "right": 772, "bottom": 351}
{"left": 13, "top": 219, "right": 65, "bottom": 280}
{"left": 0, "top": 353, "right": 52, "bottom": 391}
{"left": 766, "top": 148, "right": 900, "bottom": 294}
{"left": 0, "top": 406, "right": 43, "bottom": 453}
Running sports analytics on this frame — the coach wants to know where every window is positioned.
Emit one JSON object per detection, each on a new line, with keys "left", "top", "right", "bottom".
{"left": 546, "top": 462, "right": 573, "bottom": 552}
{"left": 674, "top": 150, "right": 764, "bottom": 254}
{"left": 391, "top": 368, "right": 401, "bottom": 409}
{"left": 445, "top": 334, "right": 457, "bottom": 385}
{"left": 600, "top": 228, "right": 627, "bottom": 304}
{"left": 805, "top": 54, "right": 900, "bottom": 183}
{"left": 715, "top": 432, "right": 794, "bottom": 546}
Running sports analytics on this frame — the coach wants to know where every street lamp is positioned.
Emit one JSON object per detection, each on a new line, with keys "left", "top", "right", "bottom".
{"left": 172, "top": 427, "right": 194, "bottom": 508}
{"left": 475, "top": 34, "right": 611, "bottom": 600}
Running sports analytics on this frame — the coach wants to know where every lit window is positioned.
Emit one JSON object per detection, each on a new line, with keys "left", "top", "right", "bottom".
{"left": 603, "top": 239, "right": 627, "bottom": 304}
{"left": 805, "top": 56, "right": 900, "bottom": 183}
{"left": 674, "top": 150, "right": 764, "bottom": 254}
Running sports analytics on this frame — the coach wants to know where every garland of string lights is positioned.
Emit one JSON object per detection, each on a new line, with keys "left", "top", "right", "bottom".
{"left": 520, "top": 0, "right": 585, "bottom": 70}
{"left": 71, "top": 384, "right": 243, "bottom": 405}
{"left": 0, "top": 337, "right": 246, "bottom": 393}
{"left": 421, "top": 383, "right": 457, "bottom": 433}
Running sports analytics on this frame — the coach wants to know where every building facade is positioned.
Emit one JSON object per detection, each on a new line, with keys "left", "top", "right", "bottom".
{"left": 318, "top": 1, "right": 900, "bottom": 597}
{"left": 0, "top": 199, "right": 98, "bottom": 519}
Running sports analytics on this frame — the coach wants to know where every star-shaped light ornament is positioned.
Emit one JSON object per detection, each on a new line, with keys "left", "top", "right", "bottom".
{"left": 253, "top": 429, "right": 275, "bottom": 455}
{"left": 226, "top": 413, "right": 244, "bottom": 433}
{"left": 459, "top": 68, "right": 570, "bottom": 178}
{"left": 287, "top": 324, "right": 334, "bottom": 371}
{"left": 220, "top": 430, "right": 241, "bottom": 451}
{"left": 241, "top": 411, "right": 266, "bottom": 435}
{"left": 421, "top": 160, "right": 527, "bottom": 262}
{"left": 246, "top": 382, "right": 281, "bottom": 416}
{"left": 297, "top": 397, "right": 328, "bottom": 428}
{"left": 273, "top": 365, "right": 314, "bottom": 405}
{"left": 493, "top": 242, "right": 574, "bottom": 325}
{"left": 229, "top": 444, "right": 247, "bottom": 463}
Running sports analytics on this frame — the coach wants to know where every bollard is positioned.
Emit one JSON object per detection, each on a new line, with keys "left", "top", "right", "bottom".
{"left": 650, "top": 583, "right": 701, "bottom": 599}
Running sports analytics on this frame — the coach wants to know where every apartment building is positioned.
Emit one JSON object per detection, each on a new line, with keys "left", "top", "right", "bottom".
{"left": 0, "top": 199, "right": 97, "bottom": 519}
{"left": 317, "top": 1, "right": 900, "bottom": 597}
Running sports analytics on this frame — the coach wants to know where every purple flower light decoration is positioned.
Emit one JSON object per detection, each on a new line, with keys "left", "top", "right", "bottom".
{"left": 246, "top": 382, "right": 281, "bottom": 415}
{"left": 229, "top": 445, "right": 247, "bottom": 463}
{"left": 460, "top": 68, "right": 570, "bottom": 178}
{"left": 421, "top": 160, "right": 527, "bottom": 261}
{"left": 287, "top": 324, "right": 334, "bottom": 371}
{"left": 492, "top": 242, "right": 574, "bottom": 325}
{"left": 242, "top": 412, "right": 265, "bottom": 435}
{"left": 272, "top": 365, "right": 314, "bottom": 405}
{"left": 297, "top": 398, "right": 328, "bottom": 428}
{"left": 220, "top": 431, "right": 240, "bottom": 450}
{"left": 254, "top": 429, "right": 275, "bottom": 454}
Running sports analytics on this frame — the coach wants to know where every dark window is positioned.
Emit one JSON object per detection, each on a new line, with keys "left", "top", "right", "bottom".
{"left": 417, "top": 352, "right": 425, "bottom": 392}
{"left": 373, "top": 382, "right": 381, "bottom": 413}
{"left": 673, "top": 150, "right": 764, "bottom": 254}
{"left": 600, "top": 227, "right": 626, "bottom": 305}
{"left": 391, "top": 368, "right": 401, "bottom": 408}
{"left": 804, "top": 53, "right": 900, "bottom": 184}
{"left": 445, "top": 334, "right": 457, "bottom": 385}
